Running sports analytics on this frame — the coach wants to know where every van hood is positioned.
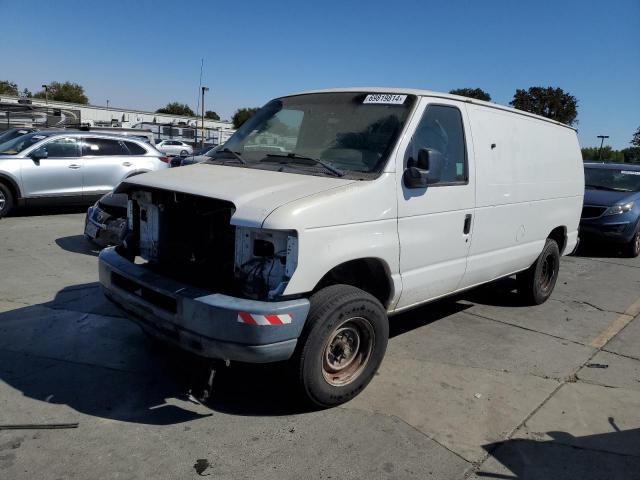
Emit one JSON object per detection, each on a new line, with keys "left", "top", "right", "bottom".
{"left": 120, "top": 163, "right": 355, "bottom": 226}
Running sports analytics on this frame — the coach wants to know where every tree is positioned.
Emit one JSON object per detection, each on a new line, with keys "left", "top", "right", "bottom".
{"left": 205, "top": 110, "right": 220, "bottom": 120}
{"left": 20, "top": 88, "right": 32, "bottom": 98}
{"left": 449, "top": 88, "right": 491, "bottom": 101}
{"left": 509, "top": 87, "right": 577, "bottom": 125}
{"left": 581, "top": 146, "right": 624, "bottom": 163}
{"left": 0, "top": 80, "right": 19, "bottom": 96}
{"left": 631, "top": 126, "right": 640, "bottom": 148}
{"left": 33, "top": 81, "right": 89, "bottom": 104}
{"left": 155, "top": 102, "right": 195, "bottom": 116}
{"left": 232, "top": 107, "right": 260, "bottom": 129}
{"left": 622, "top": 147, "right": 640, "bottom": 164}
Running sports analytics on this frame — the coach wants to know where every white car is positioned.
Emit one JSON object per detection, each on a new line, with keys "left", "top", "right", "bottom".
{"left": 98, "top": 88, "right": 583, "bottom": 407}
{"left": 154, "top": 140, "right": 193, "bottom": 156}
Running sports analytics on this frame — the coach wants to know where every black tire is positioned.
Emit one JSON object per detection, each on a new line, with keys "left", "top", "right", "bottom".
{"left": 180, "top": 150, "right": 189, "bottom": 156}
{"left": 0, "top": 182, "right": 14, "bottom": 218}
{"left": 625, "top": 227, "right": 640, "bottom": 258}
{"left": 517, "top": 239, "right": 560, "bottom": 305}
{"left": 293, "top": 284, "right": 388, "bottom": 408}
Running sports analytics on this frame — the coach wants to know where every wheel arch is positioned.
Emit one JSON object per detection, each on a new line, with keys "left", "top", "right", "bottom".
{"left": 0, "top": 172, "right": 22, "bottom": 201}
{"left": 548, "top": 226, "right": 567, "bottom": 254}
{"left": 312, "top": 257, "right": 395, "bottom": 309}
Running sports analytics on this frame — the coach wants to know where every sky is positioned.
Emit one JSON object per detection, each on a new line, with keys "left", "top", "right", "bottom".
{"left": 1, "top": 0, "right": 638, "bottom": 149}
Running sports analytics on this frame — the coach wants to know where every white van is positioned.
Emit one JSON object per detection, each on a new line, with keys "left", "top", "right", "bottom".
{"left": 99, "top": 88, "right": 584, "bottom": 407}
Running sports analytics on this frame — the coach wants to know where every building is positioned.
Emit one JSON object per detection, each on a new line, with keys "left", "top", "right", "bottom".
{"left": 0, "top": 95, "right": 235, "bottom": 146}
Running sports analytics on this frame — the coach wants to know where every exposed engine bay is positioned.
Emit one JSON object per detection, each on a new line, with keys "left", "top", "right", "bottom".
{"left": 123, "top": 188, "right": 297, "bottom": 300}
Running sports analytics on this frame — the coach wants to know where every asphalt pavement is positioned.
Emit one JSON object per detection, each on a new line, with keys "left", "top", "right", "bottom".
{"left": 0, "top": 210, "right": 639, "bottom": 479}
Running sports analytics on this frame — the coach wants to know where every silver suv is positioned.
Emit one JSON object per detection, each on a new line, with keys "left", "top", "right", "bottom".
{"left": 0, "top": 131, "right": 169, "bottom": 217}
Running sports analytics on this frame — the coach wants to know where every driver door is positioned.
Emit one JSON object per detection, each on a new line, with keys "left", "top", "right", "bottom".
{"left": 21, "top": 137, "right": 83, "bottom": 199}
{"left": 395, "top": 98, "right": 476, "bottom": 309}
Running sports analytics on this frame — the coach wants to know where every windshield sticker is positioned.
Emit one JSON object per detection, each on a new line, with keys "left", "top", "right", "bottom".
{"left": 363, "top": 94, "right": 407, "bottom": 105}
{"left": 621, "top": 170, "right": 640, "bottom": 175}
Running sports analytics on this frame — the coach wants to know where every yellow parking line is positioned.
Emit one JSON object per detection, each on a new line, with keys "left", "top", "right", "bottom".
{"left": 590, "top": 297, "right": 640, "bottom": 349}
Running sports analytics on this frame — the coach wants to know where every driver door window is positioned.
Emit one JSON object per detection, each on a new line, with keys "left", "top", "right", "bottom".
{"left": 40, "top": 137, "right": 80, "bottom": 158}
{"left": 411, "top": 105, "right": 467, "bottom": 184}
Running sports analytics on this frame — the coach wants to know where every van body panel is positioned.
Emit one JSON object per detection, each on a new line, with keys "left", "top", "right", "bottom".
{"left": 262, "top": 173, "right": 401, "bottom": 301}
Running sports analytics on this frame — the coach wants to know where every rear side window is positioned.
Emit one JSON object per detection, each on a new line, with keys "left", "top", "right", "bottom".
{"left": 124, "top": 141, "right": 147, "bottom": 155}
{"left": 411, "top": 105, "right": 467, "bottom": 184}
{"left": 82, "top": 138, "right": 128, "bottom": 156}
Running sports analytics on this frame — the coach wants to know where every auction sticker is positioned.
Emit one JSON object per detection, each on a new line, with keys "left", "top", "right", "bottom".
{"left": 363, "top": 94, "right": 407, "bottom": 104}
{"left": 621, "top": 170, "right": 640, "bottom": 175}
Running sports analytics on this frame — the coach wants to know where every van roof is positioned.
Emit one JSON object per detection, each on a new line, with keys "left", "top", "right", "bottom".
{"left": 285, "top": 87, "right": 577, "bottom": 130}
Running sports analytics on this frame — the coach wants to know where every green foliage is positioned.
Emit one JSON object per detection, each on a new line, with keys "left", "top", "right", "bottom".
{"left": 34, "top": 81, "right": 89, "bottom": 104}
{"left": 155, "top": 102, "right": 195, "bottom": 116}
{"left": 631, "top": 126, "right": 640, "bottom": 148}
{"left": 205, "top": 110, "right": 220, "bottom": 120}
{"left": 622, "top": 147, "right": 640, "bottom": 163}
{"left": 510, "top": 87, "right": 578, "bottom": 125}
{"left": 0, "top": 80, "right": 19, "bottom": 96}
{"left": 582, "top": 146, "right": 624, "bottom": 163}
{"left": 232, "top": 107, "right": 260, "bottom": 129}
{"left": 449, "top": 88, "right": 491, "bottom": 101}
{"left": 21, "top": 88, "right": 32, "bottom": 98}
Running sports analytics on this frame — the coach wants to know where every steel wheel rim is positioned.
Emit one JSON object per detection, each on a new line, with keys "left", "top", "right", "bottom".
{"left": 634, "top": 232, "right": 640, "bottom": 255}
{"left": 322, "top": 317, "right": 374, "bottom": 387}
{"left": 539, "top": 253, "right": 557, "bottom": 293}
{"left": 0, "top": 190, "right": 5, "bottom": 211}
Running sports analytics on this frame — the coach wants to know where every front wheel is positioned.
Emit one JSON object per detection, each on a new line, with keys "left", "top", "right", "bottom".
{"left": 625, "top": 228, "right": 640, "bottom": 258}
{"left": 517, "top": 239, "right": 560, "bottom": 305}
{"left": 293, "top": 284, "right": 388, "bottom": 408}
{"left": 0, "top": 183, "right": 14, "bottom": 218}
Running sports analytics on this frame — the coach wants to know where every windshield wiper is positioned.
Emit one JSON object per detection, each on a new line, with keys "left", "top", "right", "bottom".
{"left": 262, "top": 153, "right": 344, "bottom": 177}
{"left": 585, "top": 184, "right": 626, "bottom": 192}
{"left": 213, "top": 148, "right": 247, "bottom": 164}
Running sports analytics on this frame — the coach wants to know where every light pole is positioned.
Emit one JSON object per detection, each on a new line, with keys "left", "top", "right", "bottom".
{"left": 41, "top": 84, "right": 49, "bottom": 104}
{"left": 597, "top": 135, "right": 609, "bottom": 161}
{"left": 201, "top": 86, "right": 209, "bottom": 149}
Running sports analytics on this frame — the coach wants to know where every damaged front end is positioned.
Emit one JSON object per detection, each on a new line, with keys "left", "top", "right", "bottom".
{"left": 123, "top": 188, "right": 298, "bottom": 300}
{"left": 98, "top": 186, "right": 308, "bottom": 363}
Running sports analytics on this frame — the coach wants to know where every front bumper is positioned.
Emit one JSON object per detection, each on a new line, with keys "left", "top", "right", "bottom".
{"left": 579, "top": 217, "right": 639, "bottom": 243}
{"left": 99, "top": 247, "right": 310, "bottom": 363}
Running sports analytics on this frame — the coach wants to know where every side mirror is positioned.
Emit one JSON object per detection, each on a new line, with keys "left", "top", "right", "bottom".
{"left": 403, "top": 148, "right": 442, "bottom": 188}
{"left": 30, "top": 148, "right": 48, "bottom": 161}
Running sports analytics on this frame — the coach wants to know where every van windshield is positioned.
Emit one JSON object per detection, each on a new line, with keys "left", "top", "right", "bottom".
{"left": 0, "top": 132, "right": 51, "bottom": 155}
{"left": 585, "top": 167, "right": 640, "bottom": 192}
{"left": 214, "top": 92, "right": 416, "bottom": 177}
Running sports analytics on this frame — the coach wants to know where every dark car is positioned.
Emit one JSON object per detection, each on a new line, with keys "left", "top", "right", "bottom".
{"left": 0, "top": 127, "right": 38, "bottom": 144}
{"left": 169, "top": 145, "right": 221, "bottom": 167}
{"left": 84, "top": 192, "right": 128, "bottom": 247}
{"left": 579, "top": 163, "right": 640, "bottom": 257}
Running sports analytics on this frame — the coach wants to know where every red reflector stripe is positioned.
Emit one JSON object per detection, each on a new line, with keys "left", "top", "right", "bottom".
{"left": 238, "top": 312, "right": 257, "bottom": 325}
{"left": 265, "top": 314, "right": 283, "bottom": 325}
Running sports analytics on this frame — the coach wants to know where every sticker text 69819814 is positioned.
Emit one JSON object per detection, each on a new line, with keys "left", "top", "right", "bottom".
{"left": 363, "top": 94, "right": 407, "bottom": 105}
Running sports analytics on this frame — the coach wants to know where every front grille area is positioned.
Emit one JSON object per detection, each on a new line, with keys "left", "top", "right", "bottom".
{"left": 112, "top": 271, "right": 177, "bottom": 313}
{"left": 581, "top": 205, "right": 607, "bottom": 219}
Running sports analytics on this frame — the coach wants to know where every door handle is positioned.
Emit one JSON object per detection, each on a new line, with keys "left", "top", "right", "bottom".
{"left": 463, "top": 214, "right": 472, "bottom": 235}
{"left": 68, "top": 164, "right": 81, "bottom": 169}
{"left": 122, "top": 162, "right": 133, "bottom": 167}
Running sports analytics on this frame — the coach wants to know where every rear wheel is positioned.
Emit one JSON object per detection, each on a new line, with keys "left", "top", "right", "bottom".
{"left": 0, "top": 183, "right": 14, "bottom": 218}
{"left": 293, "top": 284, "right": 388, "bottom": 408}
{"left": 625, "top": 228, "right": 640, "bottom": 258}
{"left": 180, "top": 150, "right": 189, "bottom": 156}
{"left": 517, "top": 239, "right": 560, "bottom": 305}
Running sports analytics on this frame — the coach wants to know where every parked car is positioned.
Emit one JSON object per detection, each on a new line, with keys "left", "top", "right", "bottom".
{"left": 78, "top": 126, "right": 157, "bottom": 145}
{"left": 579, "top": 162, "right": 640, "bottom": 257}
{"left": 155, "top": 140, "right": 193, "bottom": 156}
{"left": 84, "top": 192, "right": 128, "bottom": 246}
{"left": 0, "top": 127, "right": 39, "bottom": 144}
{"left": 169, "top": 145, "right": 221, "bottom": 167}
{"left": 0, "top": 131, "right": 169, "bottom": 217}
{"left": 98, "top": 88, "right": 583, "bottom": 407}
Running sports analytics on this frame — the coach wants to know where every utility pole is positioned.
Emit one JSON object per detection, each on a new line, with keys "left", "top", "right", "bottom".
{"left": 201, "top": 86, "right": 209, "bottom": 149}
{"left": 41, "top": 85, "right": 49, "bottom": 127}
{"left": 597, "top": 135, "right": 609, "bottom": 161}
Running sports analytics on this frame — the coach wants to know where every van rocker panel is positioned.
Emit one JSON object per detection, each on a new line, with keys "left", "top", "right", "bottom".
{"left": 98, "top": 247, "right": 310, "bottom": 362}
